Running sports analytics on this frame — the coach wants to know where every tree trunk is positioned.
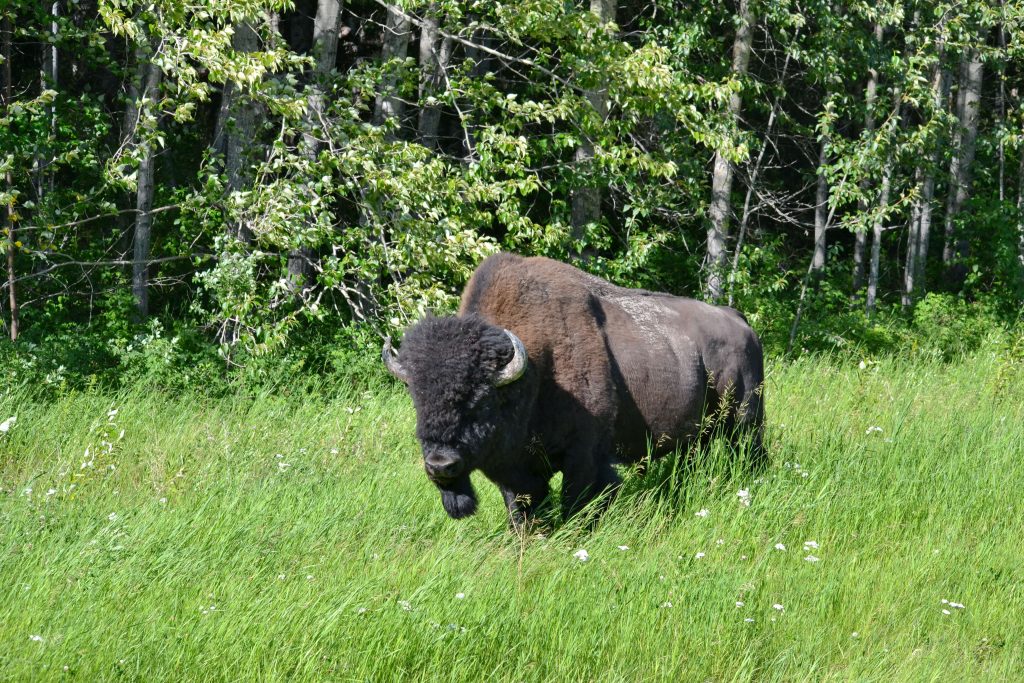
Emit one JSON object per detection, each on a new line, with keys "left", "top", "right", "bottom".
{"left": 853, "top": 23, "right": 881, "bottom": 294}
{"left": 812, "top": 137, "right": 830, "bottom": 272}
{"left": 570, "top": 0, "right": 617, "bottom": 253}
{"left": 942, "top": 45, "right": 984, "bottom": 289}
{"left": 416, "top": 3, "right": 453, "bottom": 149}
{"left": 903, "top": 53, "right": 950, "bottom": 307}
{"left": 866, "top": 80, "right": 902, "bottom": 318}
{"left": 706, "top": 0, "right": 754, "bottom": 303}
{"left": 289, "top": 0, "right": 343, "bottom": 298}
{"left": 727, "top": 42, "right": 795, "bottom": 306}
{"left": 2, "top": 15, "right": 17, "bottom": 340}
{"left": 373, "top": 5, "right": 412, "bottom": 132}
{"left": 865, "top": 161, "right": 892, "bottom": 317}
{"left": 221, "top": 22, "right": 262, "bottom": 244}
{"left": 35, "top": 1, "right": 58, "bottom": 203}
{"left": 1018, "top": 147, "right": 1024, "bottom": 286}
{"left": 131, "top": 56, "right": 163, "bottom": 319}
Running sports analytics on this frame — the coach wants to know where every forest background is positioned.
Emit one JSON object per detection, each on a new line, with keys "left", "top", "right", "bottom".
{"left": 2, "top": 0, "right": 1024, "bottom": 394}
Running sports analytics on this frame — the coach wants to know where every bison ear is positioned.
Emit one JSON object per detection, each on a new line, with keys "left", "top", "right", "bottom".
{"left": 494, "top": 330, "right": 528, "bottom": 386}
{"left": 382, "top": 337, "right": 410, "bottom": 384}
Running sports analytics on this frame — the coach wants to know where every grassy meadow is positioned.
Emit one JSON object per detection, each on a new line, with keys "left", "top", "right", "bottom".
{"left": 1, "top": 353, "right": 1023, "bottom": 681}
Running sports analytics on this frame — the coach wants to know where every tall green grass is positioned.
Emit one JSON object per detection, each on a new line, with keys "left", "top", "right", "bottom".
{"left": 1, "top": 354, "right": 1022, "bottom": 681}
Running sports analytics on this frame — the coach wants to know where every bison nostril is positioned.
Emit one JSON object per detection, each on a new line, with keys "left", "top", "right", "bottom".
{"left": 425, "top": 452, "right": 464, "bottom": 480}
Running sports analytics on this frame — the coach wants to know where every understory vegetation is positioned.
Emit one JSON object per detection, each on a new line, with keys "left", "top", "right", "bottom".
{"left": 2, "top": 352, "right": 1022, "bottom": 680}
{"left": 2, "top": 0, "right": 1024, "bottom": 393}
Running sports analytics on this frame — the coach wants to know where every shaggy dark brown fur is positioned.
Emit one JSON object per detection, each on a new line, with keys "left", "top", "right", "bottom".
{"left": 386, "top": 253, "right": 765, "bottom": 524}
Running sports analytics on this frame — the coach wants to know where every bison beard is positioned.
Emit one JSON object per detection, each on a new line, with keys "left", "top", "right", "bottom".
{"left": 437, "top": 476, "right": 478, "bottom": 519}
{"left": 383, "top": 253, "right": 766, "bottom": 526}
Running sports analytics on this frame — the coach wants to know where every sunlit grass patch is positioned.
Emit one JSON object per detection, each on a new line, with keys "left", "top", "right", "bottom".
{"left": 1, "top": 354, "right": 1022, "bottom": 680}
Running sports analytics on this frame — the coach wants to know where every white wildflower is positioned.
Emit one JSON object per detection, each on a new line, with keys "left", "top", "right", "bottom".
{"left": 774, "top": 543, "right": 786, "bottom": 551}
{"left": 695, "top": 509, "right": 709, "bottom": 518}
{"left": 804, "top": 555, "right": 820, "bottom": 563}
{"left": 455, "top": 592, "right": 465, "bottom": 600}
{"left": 306, "top": 575, "right": 314, "bottom": 580}
{"left": 277, "top": 462, "right": 291, "bottom": 471}
{"left": 865, "top": 426, "right": 883, "bottom": 435}
{"left": 573, "top": 549, "right": 589, "bottom": 562}
{"left": 660, "top": 601, "right": 673, "bottom": 608}
{"left": 695, "top": 552, "right": 705, "bottom": 559}
{"left": 737, "top": 489, "right": 751, "bottom": 507}
{"left": 159, "top": 497, "right": 167, "bottom": 504}
{"left": 736, "top": 601, "right": 745, "bottom": 607}
{"left": 107, "top": 512, "right": 117, "bottom": 521}
{"left": 330, "top": 448, "right": 339, "bottom": 455}
{"left": 46, "top": 489, "right": 56, "bottom": 497}
{"left": 617, "top": 545, "right": 629, "bottom": 551}
{"left": 357, "top": 607, "right": 367, "bottom": 614}
{"left": 772, "top": 603, "right": 785, "bottom": 611}
{"left": 950, "top": 602, "right": 965, "bottom": 609}
{"left": 29, "top": 634, "right": 43, "bottom": 642}
{"left": 942, "top": 609, "right": 951, "bottom": 615}
{"left": 851, "top": 632, "right": 859, "bottom": 638}
{"left": 804, "top": 540, "right": 819, "bottom": 549}
{"left": 398, "top": 600, "right": 412, "bottom": 611}
{"left": 0, "top": 416, "right": 16, "bottom": 432}
{"left": 277, "top": 574, "right": 286, "bottom": 580}
{"left": 107, "top": 408, "right": 118, "bottom": 418}
{"left": 744, "top": 618, "right": 755, "bottom": 623}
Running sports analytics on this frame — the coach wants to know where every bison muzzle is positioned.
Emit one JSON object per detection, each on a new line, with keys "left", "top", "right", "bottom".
{"left": 383, "top": 253, "right": 765, "bottom": 525}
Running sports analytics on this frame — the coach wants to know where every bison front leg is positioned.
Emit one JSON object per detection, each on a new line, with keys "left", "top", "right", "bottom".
{"left": 499, "top": 476, "right": 551, "bottom": 531}
{"left": 560, "top": 449, "right": 621, "bottom": 521}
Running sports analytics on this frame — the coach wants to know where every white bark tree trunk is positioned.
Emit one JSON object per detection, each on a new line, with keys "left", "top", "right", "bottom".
{"left": 853, "top": 23, "right": 881, "bottom": 294}
{"left": 903, "top": 52, "right": 950, "bottom": 307}
{"left": 865, "top": 159, "right": 892, "bottom": 317}
{"left": 1018, "top": 147, "right": 1024, "bottom": 284}
{"left": 289, "top": 0, "right": 343, "bottom": 298}
{"left": 812, "top": 137, "right": 830, "bottom": 272}
{"left": 941, "top": 45, "right": 984, "bottom": 287}
{"left": 706, "top": 0, "right": 754, "bottom": 302}
{"left": 3, "top": 15, "right": 17, "bottom": 340}
{"left": 570, "top": 0, "right": 617, "bottom": 252}
{"left": 373, "top": 5, "right": 412, "bottom": 132}
{"left": 131, "top": 55, "right": 163, "bottom": 319}
{"left": 416, "top": 3, "right": 453, "bottom": 149}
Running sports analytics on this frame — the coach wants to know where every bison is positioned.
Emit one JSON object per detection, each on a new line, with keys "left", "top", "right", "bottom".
{"left": 382, "top": 253, "right": 765, "bottom": 525}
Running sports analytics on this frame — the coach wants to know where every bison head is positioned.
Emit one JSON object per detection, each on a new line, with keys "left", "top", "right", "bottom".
{"left": 382, "top": 314, "right": 528, "bottom": 519}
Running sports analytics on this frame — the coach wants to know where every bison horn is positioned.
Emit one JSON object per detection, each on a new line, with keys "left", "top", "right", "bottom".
{"left": 382, "top": 337, "right": 410, "bottom": 384}
{"left": 495, "top": 330, "right": 528, "bottom": 386}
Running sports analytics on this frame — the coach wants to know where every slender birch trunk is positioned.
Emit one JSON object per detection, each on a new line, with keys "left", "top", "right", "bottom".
{"left": 903, "top": 47, "right": 950, "bottom": 307}
{"left": 130, "top": 54, "right": 163, "bottom": 319}
{"left": 727, "top": 42, "right": 796, "bottom": 306}
{"left": 853, "top": 23, "right": 881, "bottom": 294}
{"left": 706, "top": 0, "right": 754, "bottom": 303}
{"left": 288, "top": 0, "right": 343, "bottom": 297}
{"left": 812, "top": 137, "right": 830, "bottom": 272}
{"left": 36, "top": 1, "right": 58, "bottom": 202}
{"left": 1018, "top": 148, "right": 1024, "bottom": 285}
{"left": 373, "top": 5, "right": 412, "bottom": 132}
{"left": 569, "top": 0, "right": 616, "bottom": 253}
{"left": 942, "top": 45, "right": 984, "bottom": 288}
{"left": 416, "top": 3, "right": 453, "bottom": 149}
{"left": 865, "top": 159, "right": 892, "bottom": 317}
{"left": 902, "top": 36, "right": 945, "bottom": 308}
{"left": 2, "top": 15, "right": 17, "bottom": 340}
{"left": 866, "top": 77, "right": 902, "bottom": 317}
